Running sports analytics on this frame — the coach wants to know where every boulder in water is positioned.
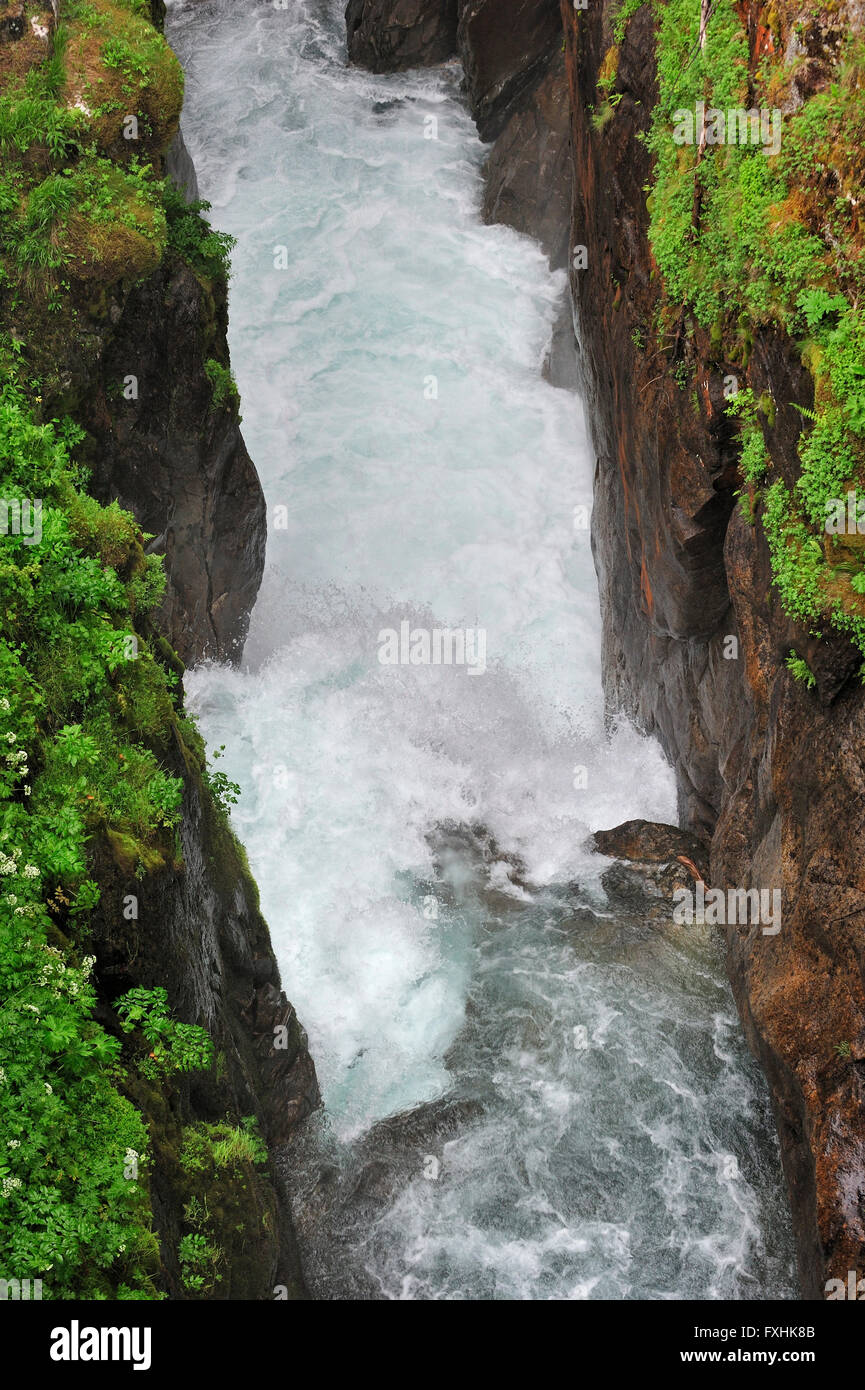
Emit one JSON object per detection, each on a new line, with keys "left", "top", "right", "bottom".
{"left": 590, "top": 819, "right": 710, "bottom": 922}
{"left": 346, "top": 0, "right": 458, "bottom": 72}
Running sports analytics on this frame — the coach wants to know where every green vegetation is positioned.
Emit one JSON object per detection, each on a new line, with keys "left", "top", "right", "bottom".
{"left": 180, "top": 1118, "right": 268, "bottom": 1175}
{"left": 175, "top": 1119, "right": 271, "bottom": 1298}
{"left": 204, "top": 358, "right": 239, "bottom": 412}
{"left": 726, "top": 388, "right": 769, "bottom": 483}
{"left": 785, "top": 650, "right": 817, "bottom": 689}
{"left": 0, "top": 1, "right": 253, "bottom": 1299}
{"left": 61, "top": 0, "right": 183, "bottom": 155}
{"left": 177, "top": 1231, "right": 221, "bottom": 1295}
{"left": 0, "top": 0, "right": 182, "bottom": 291}
{"left": 203, "top": 744, "right": 242, "bottom": 818}
{"left": 0, "top": 365, "right": 222, "bottom": 1297}
{"left": 614, "top": 1, "right": 865, "bottom": 668}
{"left": 613, "top": 0, "right": 647, "bottom": 45}
{"left": 117, "top": 987, "right": 214, "bottom": 1080}
{"left": 163, "top": 183, "right": 235, "bottom": 282}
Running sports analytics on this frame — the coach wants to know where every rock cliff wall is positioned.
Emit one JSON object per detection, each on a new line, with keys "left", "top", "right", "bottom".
{"left": 562, "top": 0, "right": 865, "bottom": 1300}
{"left": 0, "top": 0, "right": 315, "bottom": 1298}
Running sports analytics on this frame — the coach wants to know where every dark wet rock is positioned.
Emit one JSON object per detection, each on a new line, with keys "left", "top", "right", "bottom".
{"left": 592, "top": 819, "right": 710, "bottom": 877}
{"left": 590, "top": 819, "right": 708, "bottom": 922}
{"left": 164, "top": 125, "right": 200, "bottom": 203}
{"left": 599, "top": 858, "right": 701, "bottom": 923}
{"left": 428, "top": 820, "right": 530, "bottom": 884}
{"left": 457, "top": 2, "right": 572, "bottom": 279}
{"left": 543, "top": 295, "right": 580, "bottom": 389}
{"left": 77, "top": 256, "right": 266, "bottom": 665}
{"left": 425, "top": 819, "right": 534, "bottom": 915}
{"left": 456, "top": 0, "right": 562, "bottom": 142}
{"left": 563, "top": 0, "right": 865, "bottom": 1298}
{"left": 250, "top": 983, "right": 321, "bottom": 1144}
{"left": 346, "top": 1094, "right": 485, "bottom": 1207}
{"left": 481, "top": 51, "right": 571, "bottom": 269}
{"left": 358, "top": 1093, "right": 485, "bottom": 1156}
{"left": 284, "top": 1092, "right": 484, "bottom": 1298}
{"left": 346, "top": 0, "right": 458, "bottom": 71}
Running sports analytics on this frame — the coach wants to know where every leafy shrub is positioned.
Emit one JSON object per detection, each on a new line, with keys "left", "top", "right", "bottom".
{"left": 0, "top": 379, "right": 219, "bottom": 1295}
{"left": 117, "top": 987, "right": 213, "bottom": 1081}
{"left": 178, "top": 1232, "right": 221, "bottom": 1295}
{"left": 785, "top": 651, "right": 816, "bottom": 690}
{"left": 204, "top": 359, "right": 239, "bottom": 411}
{"left": 163, "top": 182, "right": 235, "bottom": 281}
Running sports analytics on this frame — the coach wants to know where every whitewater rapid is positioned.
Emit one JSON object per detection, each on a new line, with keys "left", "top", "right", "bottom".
{"left": 167, "top": 0, "right": 796, "bottom": 1298}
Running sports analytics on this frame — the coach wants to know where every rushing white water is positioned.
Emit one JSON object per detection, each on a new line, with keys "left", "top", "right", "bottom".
{"left": 168, "top": 0, "right": 796, "bottom": 1298}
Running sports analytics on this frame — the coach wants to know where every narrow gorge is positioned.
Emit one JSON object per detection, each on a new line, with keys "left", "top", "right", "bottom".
{"left": 1, "top": 0, "right": 862, "bottom": 1311}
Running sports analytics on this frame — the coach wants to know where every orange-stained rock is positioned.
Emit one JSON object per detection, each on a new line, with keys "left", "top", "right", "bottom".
{"left": 561, "top": 0, "right": 865, "bottom": 1298}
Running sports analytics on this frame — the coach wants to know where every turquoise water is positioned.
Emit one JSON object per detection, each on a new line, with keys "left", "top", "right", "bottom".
{"left": 168, "top": 0, "right": 796, "bottom": 1299}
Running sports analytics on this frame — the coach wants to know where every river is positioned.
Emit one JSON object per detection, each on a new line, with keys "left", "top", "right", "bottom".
{"left": 167, "top": 0, "right": 796, "bottom": 1300}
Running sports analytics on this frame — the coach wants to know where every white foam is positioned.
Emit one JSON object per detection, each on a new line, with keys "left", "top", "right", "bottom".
{"left": 170, "top": 0, "right": 795, "bottom": 1298}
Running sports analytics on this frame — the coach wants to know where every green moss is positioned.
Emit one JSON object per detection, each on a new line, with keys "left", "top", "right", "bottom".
{"left": 642, "top": 1, "right": 865, "bottom": 665}
{"left": 0, "top": 0, "right": 269, "bottom": 1303}
{"left": 106, "top": 828, "right": 167, "bottom": 877}
{"left": 175, "top": 1120, "right": 276, "bottom": 1299}
{"left": 204, "top": 358, "right": 239, "bottom": 411}
{"left": 61, "top": 0, "right": 183, "bottom": 157}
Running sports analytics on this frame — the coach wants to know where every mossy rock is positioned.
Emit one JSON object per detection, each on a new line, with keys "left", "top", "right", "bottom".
{"left": 106, "top": 826, "right": 166, "bottom": 876}
{"left": 0, "top": 4, "right": 54, "bottom": 84}
{"left": 67, "top": 492, "right": 141, "bottom": 569}
{"left": 61, "top": 0, "right": 183, "bottom": 159}
{"left": 174, "top": 1122, "right": 279, "bottom": 1300}
{"left": 63, "top": 174, "right": 166, "bottom": 281}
